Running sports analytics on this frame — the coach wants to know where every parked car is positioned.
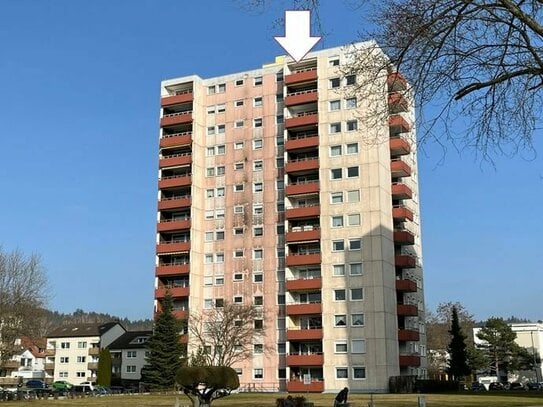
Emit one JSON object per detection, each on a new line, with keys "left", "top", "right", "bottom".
{"left": 526, "top": 382, "right": 543, "bottom": 391}
{"left": 52, "top": 381, "right": 73, "bottom": 391}
{"left": 489, "top": 382, "right": 505, "bottom": 390}
{"left": 24, "top": 380, "right": 48, "bottom": 389}
{"left": 508, "top": 382, "right": 526, "bottom": 391}
{"left": 72, "top": 385, "right": 94, "bottom": 395}
{"left": 79, "top": 381, "right": 95, "bottom": 391}
{"left": 471, "top": 382, "right": 487, "bottom": 391}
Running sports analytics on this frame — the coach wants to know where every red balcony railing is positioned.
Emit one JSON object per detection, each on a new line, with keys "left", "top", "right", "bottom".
{"left": 286, "top": 277, "right": 322, "bottom": 291}
{"left": 286, "top": 205, "right": 320, "bottom": 219}
{"left": 285, "top": 68, "right": 317, "bottom": 85}
{"left": 285, "top": 158, "right": 319, "bottom": 173}
{"left": 286, "top": 253, "right": 321, "bottom": 267}
{"left": 156, "top": 241, "right": 191, "bottom": 254}
{"left": 389, "top": 137, "right": 411, "bottom": 156}
{"left": 392, "top": 206, "right": 414, "bottom": 221}
{"left": 161, "top": 91, "right": 193, "bottom": 107}
{"left": 390, "top": 159, "right": 412, "bottom": 177}
{"left": 286, "top": 228, "right": 320, "bottom": 243}
{"left": 157, "top": 219, "right": 191, "bottom": 232}
{"left": 158, "top": 196, "right": 191, "bottom": 210}
{"left": 388, "top": 92, "right": 409, "bottom": 113}
{"left": 159, "top": 175, "right": 192, "bottom": 189}
{"left": 159, "top": 153, "right": 192, "bottom": 168}
{"left": 387, "top": 72, "right": 407, "bottom": 91}
{"left": 155, "top": 286, "right": 190, "bottom": 299}
{"left": 286, "top": 353, "right": 324, "bottom": 366}
{"left": 398, "top": 329, "right": 420, "bottom": 341}
{"left": 391, "top": 183, "right": 413, "bottom": 199}
{"left": 285, "top": 112, "right": 318, "bottom": 128}
{"left": 389, "top": 115, "right": 411, "bottom": 134}
{"left": 395, "top": 254, "right": 417, "bottom": 268}
{"left": 286, "top": 328, "right": 323, "bottom": 341}
{"left": 397, "top": 304, "right": 418, "bottom": 316}
{"left": 394, "top": 230, "right": 415, "bottom": 245}
{"left": 285, "top": 89, "right": 318, "bottom": 106}
{"left": 287, "top": 379, "right": 324, "bottom": 393}
{"left": 160, "top": 132, "right": 192, "bottom": 148}
{"left": 160, "top": 111, "right": 192, "bottom": 127}
{"left": 395, "top": 279, "right": 417, "bottom": 292}
{"left": 156, "top": 264, "right": 190, "bottom": 276}
{"left": 285, "top": 180, "right": 319, "bottom": 196}
{"left": 286, "top": 133, "right": 319, "bottom": 151}
{"left": 286, "top": 303, "right": 322, "bottom": 315}
{"left": 399, "top": 354, "right": 421, "bottom": 367}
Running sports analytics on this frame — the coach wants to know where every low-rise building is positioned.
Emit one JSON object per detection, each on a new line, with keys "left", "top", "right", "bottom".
{"left": 108, "top": 330, "right": 152, "bottom": 386}
{"left": 4, "top": 337, "right": 47, "bottom": 381}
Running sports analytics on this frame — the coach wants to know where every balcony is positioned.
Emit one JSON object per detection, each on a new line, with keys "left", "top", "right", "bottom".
{"left": 391, "top": 183, "right": 413, "bottom": 199}
{"left": 286, "top": 253, "right": 321, "bottom": 267}
{"left": 398, "top": 329, "right": 420, "bottom": 341}
{"left": 2, "top": 360, "right": 19, "bottom": 369}
{"left": 88, "top": 347, "right": 100, "bottom": 356}
{"left": 156, "top": 241, "right": 191, "bottom": 254}
{"left": 396, "top": 279, "right": 417, "bottom": 292}
{"left": 394, "top": 230, "right": 415, "bottom": 245}
{"left": 44, "top": 349, "right": 55, "bottom": 356}
{"left": 286, "top": 277, "right": 322, "bottom": 292}
{"left": 285, "top": 180, "right": 319, "bottom": 196}
{"left": 285, "top": 89, "right": 318, "bottom": 106}
{"left": 388, "top": 92, "right": 409, "bottom": 113}
{"left": 158, "top": 196, "right": 191, "bottom": 210}
{"left": 389, "top": 115, "right": 411, "bottom": 134}
{"left": 172, "top": 310, "right": 188, "bottom": 319}
{"left": 285, "top": 158, "right": 319, "bottom": 173}
{"left": 160, "top": 132, "right": 192, "bottom": 148}
{"left": 286, "top": 205, "right": 320, "bottom": 219}
{"left": 395, "top": 254, "right": 416, "bottom": 268}
{"left": 160, "top": 111, "right": 192, "bottom": 127}
{"left": 287, "top": 379, "right": 324, "bottom": 393}
{"left": 285, "top": 112, "right": 318, "bottom": 129}
{"left": 159, "top": 175, "right": 192, "bottom": 189}
{"left": 156, "top": 263, "right": 190, "bottom": 276}
{"left": 286, "top": 353, "right": 324, "bottom": 366}
{"left": 155, "top": 286, "right": 190, "bottom": 299}
{"left": 159, "top": 153, "right": 192, "bottom": 168}
{"left": 161, "top": 91, "right": 193, "bottom": 107}
{"left": 44, "top": 362, "right": 55, "bottom": 370}
{"left": 387, "top": 72, "right": 407, "bottom": 91}
{"left": 285, "top": 68, "right": 317, "bottom": 85}
{"left": 286, "top": 328, "right": 323, "bottom": 341}
{"left": 399, "top": 355, "right": 421, "bottom": 367}
{"left": 390, "top": 137, "right": 411, "bottom": 156}
{"left": 88, "top": 362, "right": 99, "bottom": 370}
{"left": 390, "top": 159, "right": 412, "bottom": 177}
{"left": 286, "top": 134, "right": 319, "bottom": 151}
{"left": 286, "top": 303, "right": 322, "bottom": 315}
{"left": 286, "top": 228, "right": 320, "bottom": 243}
{"left": 397, "top": 304, "right": 418, "bottom": 316}
{"left": 157, "top": 219, "right": 191, "bottom": 232}
{"left": 392, "top": 206, "right": 414, "bottom": 221}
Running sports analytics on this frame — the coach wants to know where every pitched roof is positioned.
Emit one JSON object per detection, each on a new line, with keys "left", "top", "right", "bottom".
{"left": 107, "top": 330, "right": 153, "bottom": 350}
{"left": 47, "top": 322, "right": 123, "bottom": 338}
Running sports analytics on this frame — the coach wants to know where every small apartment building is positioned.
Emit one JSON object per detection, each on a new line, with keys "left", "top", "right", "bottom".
{"left": 5, "top": 337, "right": 47, "bottom": 380}
{"left": 108, "top": 331, "right": 152, "bottom": 385}
{"left": 154, "top": 41, "right": 426, "bottom": 393}
{"left": 46, "top": 322, "right": 125, "bottom": 384}
{"left": 511, "top": 323, "right": 543, "bottom": 381}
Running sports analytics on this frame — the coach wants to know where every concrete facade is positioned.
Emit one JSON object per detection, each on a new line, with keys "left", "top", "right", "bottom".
{"left": 154, "top": 42, "right": 426, "bottom": 392}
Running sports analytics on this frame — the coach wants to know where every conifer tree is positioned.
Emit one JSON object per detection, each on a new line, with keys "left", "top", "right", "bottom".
{"left": 96, "top": 348, "right": 112, "bottom": 386}
{"left": 142, "top": 294, "right": 184, "bottom": 389}
{"left": 447, "top": 306, "right": 470, "bottom": 380}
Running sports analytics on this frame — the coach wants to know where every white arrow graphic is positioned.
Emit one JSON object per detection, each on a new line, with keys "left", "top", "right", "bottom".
{"left": 274, "top": 10, "right": 321, "bottom": 63}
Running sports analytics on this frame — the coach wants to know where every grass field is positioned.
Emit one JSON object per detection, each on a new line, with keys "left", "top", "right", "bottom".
{"left": 2, "top": 392, "right": 543, "bottom": 407}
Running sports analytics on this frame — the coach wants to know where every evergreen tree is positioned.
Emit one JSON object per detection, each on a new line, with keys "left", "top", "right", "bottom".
{"left": 142, "top": 294, "right": 184, "bottom": 389}
{"left": 446, "top": 306, "right": 470, "bottom": 380}
{"left": 477, "top": 317, "right": 519, "bottom": 381}
{"left": 96, "top": 348, "right": 112, "bottom": 386}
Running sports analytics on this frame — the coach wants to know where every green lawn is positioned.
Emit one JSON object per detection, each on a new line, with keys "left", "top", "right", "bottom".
{"left": 2, "top": 392, "right": 543, "bottom": 407}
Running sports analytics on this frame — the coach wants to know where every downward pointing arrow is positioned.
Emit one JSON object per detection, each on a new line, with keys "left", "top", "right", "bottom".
{"left": 274, "top": 10, "right": 321, "bottom": 63}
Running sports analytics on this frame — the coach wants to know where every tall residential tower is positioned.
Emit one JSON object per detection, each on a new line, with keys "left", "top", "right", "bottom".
{"left": 154, "top": 42, "right": 426, "bottom": 393}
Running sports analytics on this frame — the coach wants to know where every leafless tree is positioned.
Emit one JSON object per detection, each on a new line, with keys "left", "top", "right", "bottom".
{"left": 188, "top": 302, "right": 265, "bottom": 367}
{"left": 0, "top": 247, "right": 49, "bottom": 373}
{"left": 239, "top": 0, "right": 543, "bottom": 158}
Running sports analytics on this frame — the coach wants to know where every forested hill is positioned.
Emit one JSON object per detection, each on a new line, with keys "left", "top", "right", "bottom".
{"left": 43, "top": 309, "right": 153, "bottom": 332}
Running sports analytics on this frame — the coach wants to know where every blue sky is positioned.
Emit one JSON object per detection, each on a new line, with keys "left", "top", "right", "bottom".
{"left": 0, "top": 1, "right": 541, "bottom": 322}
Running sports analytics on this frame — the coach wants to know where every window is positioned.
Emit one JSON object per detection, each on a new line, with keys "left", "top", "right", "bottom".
{"left": 217, "top": 83, "right": 226, "bottom": 93}
{"left": 276, "top": 71, "right": 284, "bottom": 82}
{"left": 204, "top": 276, "right": 213, "bottom": 286}
{"left": 253, "top": 205, "right": 263, "bottom": 215}
{"left": 216, "top": 104, "right": 226, "bottom": 113}
{"left": 254, "top": 160, "right": 263, "bottom": 171}
{"left": 353, "top": 367, "right": 366, "bottom": 379}
{"left": 206, "top": 167, "right": 215, "bottom": 177}
{"left": 217, "top": 124, "right": 225, "bottom": 134}
{"left": 277, "top": 294, "right": 286, "bottom": 305}
{"left": 335, "top": 342, "right": 348, "bottom": 353}
{"left": 207, "top": 126, "right": 215, "bottom": 136}
{"left": 336, "top": 368, "right": 348, "bottom": 379}
{"left": 235, "top": 162, "right": 244, "bottom": 170}
{"left": 347, "top": 166, "right": 359, "bottom": 177}
{"left": 330, "top": 122, "right": 341, "bottom": 133}
{"left": 234, "top": 205, "right": 244, "bottom": 214}
{"left": 276, "top": 115, "right": 284, "bottom": 124}
{"left": 254, "top": 97, "right": 263, "bottom": 107}
{"left": 235, "top": 368, "right": 243, "bottom": 375}
{"left": 332, "top": 240, "right": 345, "bottom": 251}
{"left": 235, "top": 120, "right": 244, "bottom": 128}
{"left": 235, "top": 100, "right": 244, "bottom": 107}
{"left": 254, "top": 368, "right": 263, "bottom": 379}
{"left": 334, "top": 289, "right": 346, "bottom": 301}
{"left": 348, "top": 214, "right": 361, "bottom": 226}
{"left": 253, "top": 273, "right": 263, "bottom": 283}
{"left": 349, "top": 238, "right": 362, "bottom": 250}
{"left": 335, "top": 314, "right": 347, "bottom": 326}
{"left": 216, "top": 253, "right": 224, "bottom": 263}
{"left": 254, "top": 227, "right": 263, "bottom": 237}
{"left": 208, "top": 85, "right": 216, "bottom": 95}
{"left": 234, "top": 249, "right": 244, "bottom": 258}
{"left": 234, "top": 273, "right": 243, "bottom": 281}
{"left": 276, "top": 94, "right": 284, "bottom": 103}
{"left": 345, "top": 97, "right": 357, "bottom": 109}
{"left": 332, "top": 216, "right": 344, "bottom": 227}
{"left": 331, "top": 192, "right": 343, "bottom": 203}
{"left": 76, "top": 371, "right": 85, "bottom": 378}
{"left": 207, "top": 106, "right": 216, "bottom": 115}
{"left": 329, "top": 77, "right": 340, "bottom": 88}
{"left": 253, "top": 139, "right": 263, "bottom": 149}
{"left": 348, "top": 190, "right": 360, "bottom": 202}
{"left": 333, "top": 264, "right": 345, "bottom": 276}
{"left": 216, "top": 145, "right": 225, "bottom": 155}
{"left": 346, "top": 143, "right": 358, "bottom": 154}
{"left": 278, "top": 343, "right": 286, "bottom": 354}
{"left": 329, "top": 100, "right": 341, "bottom": 111}
{"left": 351, "top": 288, "right": 364, "bottom": 300}
{"left": 215, "top": 276, "right": 224, "bottom": 285}
{"left": 77, "top": 341, "right": 87, "bottom": 348}
{"left": 216, "top": 166, "right": 225, "bottom": 176}
{"left": 352, "top": 340, "right": 366, "bottom": 354}
{"left": 276, "top": 135, "right": 284, "bottom": 146}
{"left": 254, "top": 344, "right": 264, "bottom": 353}
{"left": 330, "top": 145, "right": 342, "bottom": 156}
{"left": 347, "top": 120, "right": 358, "bottom": 131}
{"left": 345, "top": 74, "right": 356, "bottom": 85}
{"left": 329, "top": 57, "right": 340, "bottom": 66}
{"left": 234, "top": 184, "right": 244, "bottom": 192}
{"left": 60, "top": 342, "right": 70, "bottom": 349}
{"left": 215, "top": 298, "right": 224, "bottom": 308}
{"left": 234, "top": 141, "right": 244, "bottom": 149}
{"left": 127, "top": 351, "right": 137, "bottom": 358}
{"left": 60, "top": 357, "right": 69, "bottom": 363}
{"left": 205, "top": 254, "right": 213, "bottom": 264}
{"left": 216, "top": 187, "right": 225, "bottom": 197}
{"left": 254, "top": 183, "right": 263, "bottom": 192}
{"left": 233, "top": 296, "right": 243, "bottom": 304}
{"left": 254, "top": 296, "right": 263, "bottom": 306}
{"left": 330, "top": 168, "right": 342, "bottom": 179}
{"left": 235, "top": 79, "right": 244, "bottom": 86}
{"left": 350, "top": 263, "right": 363, "bottom": 275}
{"left": 204, "top": 299, "right": 213, "bottom": 309}
{"left": 126, "top": 365, "right": 137, "bottom": 373}
{"left": 254, "top": 76, "right": 263, "bottom": 86}
{"left": 77, "top": 356, "right": 86, "bottom": 363}
{"left": 276, "top": 158, "right": 284, "bottom": 167}
{"left": 254, "top": 249, "right": 263, "bottom": 259}
{"left": 216, "top": 231, "right": 225, "bottom": 240}
{"left": 59, "top": 371, "right": 68, "bottom": 378}
{"left": 276, "top": 180, "right": 284, "bottom": 189}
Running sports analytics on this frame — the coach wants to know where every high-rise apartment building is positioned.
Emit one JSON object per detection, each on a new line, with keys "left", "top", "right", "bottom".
{"left": 154, "top": 42, "right": 425, "bottom": 393}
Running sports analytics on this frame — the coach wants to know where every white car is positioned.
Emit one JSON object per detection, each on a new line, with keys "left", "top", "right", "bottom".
{"left": 78, "top": 382, "right": 95, "bottom": 391}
